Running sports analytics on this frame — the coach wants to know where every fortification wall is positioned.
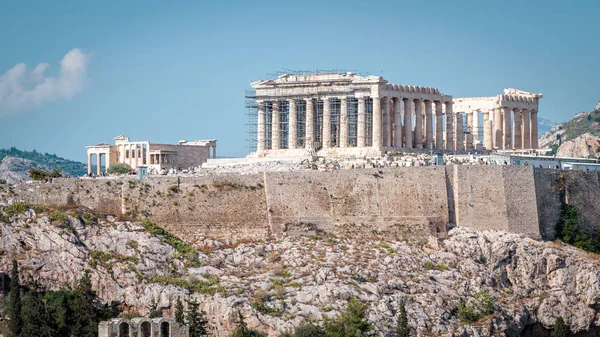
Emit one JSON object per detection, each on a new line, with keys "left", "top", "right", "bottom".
{"left": 5, "top": 167, "right": 599, "bottom": 244}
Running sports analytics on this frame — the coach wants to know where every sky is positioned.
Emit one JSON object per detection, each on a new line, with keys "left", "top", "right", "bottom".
{"left": 1, "top": 0, "right": 599, "bottom": 161}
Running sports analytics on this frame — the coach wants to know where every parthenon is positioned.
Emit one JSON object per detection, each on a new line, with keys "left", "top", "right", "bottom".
{"left": 247, "top": 72, "right": 542, "bottom": 157}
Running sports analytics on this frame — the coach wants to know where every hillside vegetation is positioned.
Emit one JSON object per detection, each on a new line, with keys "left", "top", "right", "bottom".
{"left": 0, "top": 148, "right": 86, "bottom": 184}
{"left": 539, "top": 102, "right": 600, "bottom": 157}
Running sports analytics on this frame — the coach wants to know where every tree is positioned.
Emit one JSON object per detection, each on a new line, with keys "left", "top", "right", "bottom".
{"left": 70, "top": 273, "right": 100, "bottom": 337}
{"left": 43, "top": 289, "right": 76, "bottom": 336}
{"left": 20, "top": 293, "right": 55, "bottom": 337}
{"left": 551, "top": 317, "right": 570, "bottom": 337}
{"left": 323, "top": 297, "right": 372, "bottom": 337}
{"left": 396, "top": 302, "right": 410, "bottom": 337}
{"left": 175, "top": 297, "right": 185, "bottom": 324}
{"left": 107, "top": 163, "right": 132, "bottom": 175}
{"left": 230, "top": 310, "right": 267, "bottom": 337}
{"left": 7, "top": 260, "right": 22, "bottom": 336}
{"left": 148, "top": 297, "right": 162, "bottom": 318}
{"left": 186, "top": 298, "right": 208, "bottom": 337}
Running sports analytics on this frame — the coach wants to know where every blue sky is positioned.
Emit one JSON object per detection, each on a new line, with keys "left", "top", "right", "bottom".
{"left": 1, "top": 0, "right": 599, "bottom": 161}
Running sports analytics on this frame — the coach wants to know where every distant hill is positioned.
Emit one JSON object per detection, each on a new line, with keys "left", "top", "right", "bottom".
{"left": 539, "top": 102, "right": 600, "bottom": 158}
{"left": 0, "top": 148, "right": 86, "bottom": 184}
{"left": 537, "top": 117, "right": 559, "bottom": 135}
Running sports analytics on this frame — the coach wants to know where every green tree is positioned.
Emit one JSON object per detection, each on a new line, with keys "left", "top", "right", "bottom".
{"left": 20, "top": 293, "right": 55, "bottom": 337}
{"left": 70, "top": 273, "right": 100, "bottom": 337}
{"left": 7, "top": 260, "right": 22, "bottom": 336}
{"left": 186, "top": 298, "right": 208, "bottom": 337}
{"left": 43, "top": 289, "right": 76, "bottom": 336}
{"left": 107, "top": 163, "right": 132, "bottom": 175}
{"left": 396, "top": 302, "right": 409, "bottom": 337}
{"left": 230, "top": 310, "right": 267, "bottom": 337}
{"left": 175, "top": 297, "right": 185, "bottom": 324}
{"left": 323, "top": 297, "right": 372, "bottom": 336}
{"left": 551, "top": 317, "right": 570, "bottom": 337}
{"left": 148, "top": 297, "right": 162, "bottom": 318}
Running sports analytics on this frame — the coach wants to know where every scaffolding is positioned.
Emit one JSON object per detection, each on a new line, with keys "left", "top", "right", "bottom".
{"left": 245, "top": 69, "right": 374, "bottom": 154}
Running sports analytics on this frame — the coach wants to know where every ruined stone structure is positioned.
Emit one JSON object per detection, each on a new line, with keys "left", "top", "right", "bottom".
{"left": 86, "top": 136, "right": 217, "bottom": 175}
{"left": 453, "top": 88, "right": 543, "bottom": 151}
{"left": 98, "top": 317, "right": 188, "bottom": 337}
{"left": 8, "top": 167, "right": 600, "bottom": 244}
{"left": 248, "top": 73, "right": 542, "bottom": 156}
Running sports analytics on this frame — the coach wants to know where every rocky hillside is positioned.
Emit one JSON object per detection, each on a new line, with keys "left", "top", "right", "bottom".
{"left": 0, "top": 148, "right": 87, "bottom": 184}
{"left": 539, "top": 102, "right": 600, "bottom": 157}
{"left": 1, "top": 200, "right": 600, "bottom": 336}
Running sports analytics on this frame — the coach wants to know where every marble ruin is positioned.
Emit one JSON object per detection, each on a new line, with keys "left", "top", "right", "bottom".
{"left": 248, "top": 73, "right": 542, "bottom": 157}
{"left": 86, "top": 135, "right": 217, "bottom": 174}
{"left": 98, "top": 317, "right": 188, "bottom": 337}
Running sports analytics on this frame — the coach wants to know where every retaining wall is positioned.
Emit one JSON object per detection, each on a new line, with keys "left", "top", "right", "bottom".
{"left": 3, "top": 167, "right": 599, "bottom": 243}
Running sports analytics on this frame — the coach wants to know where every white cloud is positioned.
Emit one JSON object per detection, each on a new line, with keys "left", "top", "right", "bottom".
{"left": 0, "top": 48, "right": 92, "bottom": 116}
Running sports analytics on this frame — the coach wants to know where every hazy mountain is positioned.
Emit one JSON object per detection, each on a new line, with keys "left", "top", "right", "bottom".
{"left": 0, "top": 148, "right": 86, "bottom": 184}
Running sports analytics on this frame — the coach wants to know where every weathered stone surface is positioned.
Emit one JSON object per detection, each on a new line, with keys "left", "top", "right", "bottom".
{"left": 2, "top": 209, "right": 600, "bottom": 336}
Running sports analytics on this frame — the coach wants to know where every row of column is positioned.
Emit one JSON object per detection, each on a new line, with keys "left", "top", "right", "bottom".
{"left": 149, "top": 153, "right": 172, "bottom": 165}
{"left": 257, "top": 97, "right": 458, "bottom": 152}
{"left": 487, "top": 107, "right": 538, "bottom": 150}
{"left": 87, "top": 153, "right": 106, "bottom": 175}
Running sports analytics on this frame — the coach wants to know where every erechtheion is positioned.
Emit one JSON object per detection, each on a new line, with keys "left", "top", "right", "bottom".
{"left": 86, "top": 135, "right": 217, "bottom": 174}
{"left": 246, "top": 72, "right": 541, "bottom": 157}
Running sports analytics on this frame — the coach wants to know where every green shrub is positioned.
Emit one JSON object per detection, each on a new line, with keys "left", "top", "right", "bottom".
{"left": 127, "top": 240, "right": 139, "bottom": 249}
{"left": 147, "top": 275, "right": 224, "bottom": 295}
{"left": 551, "top": 317, "right": 570, "bottom": 337}
{"left": 169, "top": 185, "right": 179, "bottom": 193}
{"left": 556, "top": 204, "right": 600, "bottom": 253}
{"left": 49, "top": 211, "right": 69, "bottom": 226}
{"left": 280, "top": 322, "right": 325, "bottom": 336}
{"left": 82, "top": 212, "right": 95, "bottom": 226}
{"left": 6, "top": 201, "right": 29, "bottom": 216}
{"left": 423, "top": 261, "right": 434, "bottom": 270}
{"left": 455, "top": 290, "right": 496, "bottom": 323}
{"left": 323, "top": 297, "right": 372, "bottom": 335}
{"left": 107, "top": 163, "right": 131, "bottom": 175}
{"left": 139, "top": 220, "right": 198, "bottom": 263}
{"left": 29, "top": 168, "right": 62, "bottom": 180}
{"left": 32, "top": 204, "right": 45, "bottom": 214}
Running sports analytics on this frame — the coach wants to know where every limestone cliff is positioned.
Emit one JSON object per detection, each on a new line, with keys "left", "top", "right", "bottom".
{"left": 2, "top": 207, "right": 600, "bottom": 336}
{"left": 540, "top": 102, "right": 600, "bottom": 157}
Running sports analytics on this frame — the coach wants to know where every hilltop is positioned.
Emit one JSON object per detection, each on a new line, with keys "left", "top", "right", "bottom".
{"left": 539, "top": 102, "right": 600, "bottom": 157}
{"left": 0, "top": 147, "right": 86, "bottom": 184}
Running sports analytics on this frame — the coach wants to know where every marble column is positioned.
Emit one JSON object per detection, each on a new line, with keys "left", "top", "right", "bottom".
{"left": 483, "top": 109, "right": 493, "bottom": 150}
{"left": 445, "top": 101, "right": 454, "bottom": 151}
{"left": 393, "top": 98, "right": 403, "bottom": 147}
{"left": 493, "top": 107, "right": 503, "bottom": 149}
{"left": 382, "top": 97, "right": 391, "bottom": 147}
{"left": 372, "top": 97, "right": 382, "bottom": 149}
{"left": 530, "top": 110, "right": 539, "bottom": 149}
{"left": 305, "top": 98, "right": 314, "bottom": 149}
{"left": 522, "top": 109, "right": 531, "bottom": 149}
{"left": 288, "top": 99, "right": 297, "bottom": 149}
{"left": 466, "top": 109, "right": 473, "bottom": 151}
{"left": 257, "top": 100, "right": 266, "bottom": 152}
{"left": 414, "top": 99, "right": 424, "bottom": 149}
{"left": 455, "top": 113, "right": 464, "bottom": 151}
{"left": 502, "top": 107, "right": 512, "bottom": 149}
{"left": 322, "top": 98, "right": 331, "bottom": 149}
{"left": 425, "top": 100, "right": 433, "bottom": 149}
{"left": 272, "top": 101, "right": 280, "bottom": 150}
{"left": 435, "top": 101, "right": 443, "bottom": 150}
{"left": 473, "top": 109, "right": 480, "bottom": 147}
{"left": 357, "top": 98, "right": 366, "bottom": 147}
{"left": 403, "top": 99, "right": 413, "bottom": 148}
{"left": 340, "top": 97, "right": 348, "bottom": 148}
{"left": 513, "top": 108, "right": 522, "bottom": 150}
{"left": 97, "top": 153, "right": 102, "bottom": 175}
{"left": 87, "top": 153, "right": 92, "bottom": 174}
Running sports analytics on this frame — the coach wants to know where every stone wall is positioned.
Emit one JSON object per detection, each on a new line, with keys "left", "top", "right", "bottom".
{"left": 5, "top": 167, "right": 600, "bottom": 244}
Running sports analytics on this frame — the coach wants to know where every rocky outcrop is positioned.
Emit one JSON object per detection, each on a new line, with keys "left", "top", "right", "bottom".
{"left": 1, "top": 208, "right": 600, "bottom": 336}
{"left": 0, "top": 156, "right": 35, "bottom": 185}
{"left": 555, "top": 133, "right": 600, "bottom": 158}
